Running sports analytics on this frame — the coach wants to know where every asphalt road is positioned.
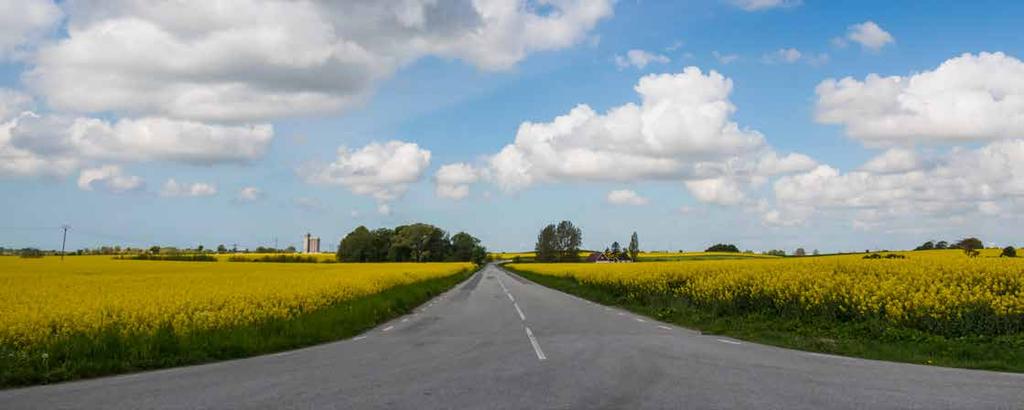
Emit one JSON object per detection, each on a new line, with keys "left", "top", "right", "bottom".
{"left": 3, "top": 264, "right": 1023, "bottom": 409}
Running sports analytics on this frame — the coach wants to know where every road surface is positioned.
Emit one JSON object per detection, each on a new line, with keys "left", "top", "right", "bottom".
{"left": 3, "top": 264, "right": 1023, "bottom": 409}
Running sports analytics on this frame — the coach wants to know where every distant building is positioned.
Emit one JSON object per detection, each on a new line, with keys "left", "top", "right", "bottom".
{"left": 302, "top": 233, "right": 320, "bottom": 254}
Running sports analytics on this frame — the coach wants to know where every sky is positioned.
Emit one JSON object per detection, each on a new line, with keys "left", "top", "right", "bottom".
{"left": 2, "top": 0, "right": 1024, "bottom": 253}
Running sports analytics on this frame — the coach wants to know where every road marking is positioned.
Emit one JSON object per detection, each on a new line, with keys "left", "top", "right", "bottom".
{"left": 382, "top": 326, "right": 394, "bottom": 332}
{"left": 657, "top": 325, "right": 672, "bottom": 330}
{"left": 401, "top": 318, "right": 408, "bottom": 323}
{"left": 507, "top": 293, "right": 515, "bottom": 302}
{"left": 617, "top": 312, "right": 625, "bottom": 316}
{"left": 353, "top": 336, "right": 367, "bottom": 341}
{"left": 717, "top": 339, "right": 741, "bottom": 345}
{"left": 635, "top": 318, "right": 646, "bottom": 323}
{"left": 524, "top": 326, "right": 547, "bottom": 361}
{"left": 272, "top": 351, "right": 294, "bottom": 357}
{"left": 513, "top": 302, "right": 526, "bottom": 321}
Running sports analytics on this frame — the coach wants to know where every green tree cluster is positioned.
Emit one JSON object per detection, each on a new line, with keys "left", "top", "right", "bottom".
{"left": 337, "top": 223, "right": 486, "bottom": 264}
{"left": 535, "top": 220, "right": 582, "bottom": 262}
{"left": 705, "top": 243, "right": 740, "bottom": 253}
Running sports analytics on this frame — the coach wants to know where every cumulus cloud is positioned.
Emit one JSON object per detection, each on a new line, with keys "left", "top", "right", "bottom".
{"left": 763, "top": 48, "right": 802, "bottom": 64}
{"left": 816, "top": 52, "right": 1024, "bottom": 145}
{"left": 26, "top": 0, "right": 612, "bottom": 123}
{"left": 685, "top": 178, "right": 746, "bottom": 206}
{"left": 0, "top": 0, "right": 62, "bottom": 59}
{"left": 771, "top": 139, "right": 1024, "bottom": 227}
{"left": 0, "top": 112, "right": 78, "bottom": 178}
{"left": 615, "top": 49, "right": 670, "bottom": 70}
{"left": 160, "top": 179, "right": 217, "bottom": 197}
{"left": 303, "top": 140, "right": 431, "bottom": 203}
{"left": 235, "top": 186, "right": 263, "bottom": 202}
{"left": 606, "top": 189, "right": 649, "bottom": 206}
{"left": 844, "top": 21, "right": 894, "bottom": 51}
{"left": 730, "top": 0, "right": 801, "bottom": 11}
{"left": 10, "top": 115, "right": 273, "bottom": 165}
{"left": 76, "top": 164, "right": 143, "bottom": 193}
{"left": 483, "top": 67, "right": 814, "bottom": 205}
{"left": 434, "top": 162, "right": 482, "bottom": 200}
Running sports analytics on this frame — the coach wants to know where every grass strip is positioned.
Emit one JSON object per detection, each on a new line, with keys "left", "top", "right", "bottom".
{"left": 505, "top": 266, "right": 1024, "bottom": 373}
{"left": 1, "top": 268, "right": 474, "bottom": 387}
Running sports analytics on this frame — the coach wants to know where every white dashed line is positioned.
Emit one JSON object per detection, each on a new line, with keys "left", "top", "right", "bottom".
{"left": 618, "top": 312, "right": 626, "bottom": 316}
{"left": 524, "top": 326, "right": 547, "bottom": 361}
{"left": 635, "top": 318, "right": 646, "bottom": 323}
{"left": 382, "top": 326, "right": 394, "bottom": 332}
{"left": 401, "top": 318, "right": 409, "bottom": 323}
{"left": 657, "top": 325, "right": 672, "bottom": 330}
{"left": 717, "top": 339, "right": 741, "bottom": 345}
{"left": 513, "top": 302, "right": 526, "bottom": 321}
{"left": 272, "top": 351, "right": 294, "bottom": 357}
{"left": 353, "top": 336, "right": 367, "bottom": 341}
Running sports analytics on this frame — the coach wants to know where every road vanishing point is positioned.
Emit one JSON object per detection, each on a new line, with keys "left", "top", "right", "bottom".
{"left": 3, "top": 264, "right": 1023, "bottom": 409}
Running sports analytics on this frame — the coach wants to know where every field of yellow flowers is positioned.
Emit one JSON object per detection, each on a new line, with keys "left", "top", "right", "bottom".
{"left": 510, "top": 249, "right": 1024, "bottom": 337}
{"left": 0, "top": 256, "right": 472, "bottom": 385}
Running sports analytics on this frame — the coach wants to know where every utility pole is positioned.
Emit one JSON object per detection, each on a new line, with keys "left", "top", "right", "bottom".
{"left": 274, "top": 237, "right": 278, "bottom": 251}
{"left": 60, "top": 224, "right": 70, "bottom": 261}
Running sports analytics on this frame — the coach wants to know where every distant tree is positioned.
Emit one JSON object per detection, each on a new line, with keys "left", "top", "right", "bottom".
{"left": 1001, "top": 246, "right": 1017, "bottom": 258}
{"left": 197, "top": 245, "right": 204, "bottom": 253}
{"left": 535, "top": 224, "right": 559, "bottom": 262}
{"left": 610, "top": 241, "right": 622, "bottom": 255}
{"left": 794, "top": 248, "right": 806, "bottom": 256}
{"left": 535, "top": 220, "right": 582, "bottom": 262}
{"left": 285, "top": 246, "right": 297, "bottom": 253}
{"left": 765, "top": 249, "right": 786, "bottom": 256}
{"left": 914, "top": 241, "right": 935, "bottom": 251}
{"left": 451, "top": 232, "right": 485, "bottom": 263}
{"left": 338, "top": 226, "right": 374, "bottom": 262}
{"left": 628, "top": 232, "right": 640, "bottom": 261}
{"left": 956, "top": 237, "right": 983, "bottom": 257}
{"left": 812, "top": 249, "right": 820, "bottom": 256}
{"left": 555, "top": 220, "right": 582, "bottom": 262}
{"left": 934, "top": 241, "right": 949, "bottom": 250}
{"left": 149, "top": 245, "right": 161, "bottom": 254}
{"left": 705, "top": 243, "right": 740, "bottom": 253}
{"left": 217, "top": 244, "right": 227, "bottom": 253}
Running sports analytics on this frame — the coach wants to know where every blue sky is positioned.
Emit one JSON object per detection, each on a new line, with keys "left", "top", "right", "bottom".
{"left": 2, "top": 0, "right": 1024, "bottom": 253}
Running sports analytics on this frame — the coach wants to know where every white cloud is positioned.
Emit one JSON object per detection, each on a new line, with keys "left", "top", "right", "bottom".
{"left": 816, "top": 52, "right": 1024, "bottom": 145}
{"left": 615, "top": 49, "right": 670, "bottom": 70}
{"left": 712, "top": 51, "right": 739, "bottom": 64}
{"left": 845, "top": 21, "right": 894, "bottom": 51}
{"left": 771, "top": 139, "right": 1024, "bottom": 227}
{"left": 27, "top": 0, "right": 612, "bottom": 122}
{"left": 685, "top": 178, "right": 746, "bottom": 206}
{"left": 0, "top": 89, "right": 33, "bottom": 120}
{"left": 484, "top": 67, "right": 813, "bottom": 206}
{"left": 0, "top": 0, "right": 62, "bottom": 59}
{"left": 730, "top": 0, "right": 801, "bottom": 11}
{"left": 160, "top": 179, "right": 217, "bottom": 197}
{"left": 606, "top": 189, "right": 649, "bottom": 206}
{"left": 377, "top": 203, "right": 392, "bottom": 216}
{"left": 434, "top": 162, "right": 482, "bottom": 200}
{"left": 303, "top": 140, "right": 431, "bottom": 203}
{"left": 0, "top": 112, "right": 78, "bottom": 178}
{"left": 763, "top": 48, "right": 802, "bottom": 64}
{"left": 235, "top": 186, "right": 263, "bottom": 202}
{"left": 76, "top": 165, "right": 143, "bottom": 193}
{"left": 10, "top": 115, "right": 273, "bottom": 165}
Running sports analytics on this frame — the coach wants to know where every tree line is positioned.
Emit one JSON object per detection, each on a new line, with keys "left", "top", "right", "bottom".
{"left": 534, "top": 220, "right": 583, "bottom": 262}
{"left": 337, "top": 223, "right": 487, "bottom": 264}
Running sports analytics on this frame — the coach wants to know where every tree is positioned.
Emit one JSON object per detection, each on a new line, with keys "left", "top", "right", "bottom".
{"left": 914, "top": 241, "right": 935, "bottom": 251}
{"left": 956, "top": 237, "right": 983, "bottom": 257}
{"left": 217, "top": 244, "right": 227, "bottom": 253}
{"left": 555, "top": 220, "right": 582, "bottom": 262}
{"left": 705, "top": 243, "right": 740, "bottom": 253}
{"left": 535, "top": 224, "right": 559, "bottom": 262}
{"left": 1001, "top": 246, "right": 1017, "bottom": 258}
{"left": 628, "top": 232, "right": 640, "bottom": 261}
{"left": 610, "top": 241, "right": 622, "bottom": 255}
{"left": 149, "top": 246, "right": 161, "bottom": 254}
{"left": 197, "top": 245, "right": 204, "bottom": 253}
{"left": 451, "top": 232, "right": 482, "bottom": 262}
{"left": 812, "top": 249, "right": 820, "bottom": 256}
{"left": 794, "top": 248, "right": 806, "bottom": 256}
{"left": 934, "top": 240, "right": 949, "bottom": 250}
{"left": 338, "top": 226, "right": 374, "bottom": 262}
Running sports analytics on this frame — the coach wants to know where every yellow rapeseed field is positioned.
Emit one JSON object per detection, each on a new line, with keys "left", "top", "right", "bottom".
{"left": 510, "top": 249, "right": 1024, "bottom": 336}
{"left": 0, "top": 256, "right": 471, "bottom": 349}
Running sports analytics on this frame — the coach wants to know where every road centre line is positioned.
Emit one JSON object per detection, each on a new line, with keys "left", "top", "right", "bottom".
{"left": 658, "top": 325, "right": 672, "bottom": 330}
{"left": 513, "top": 302, "right": 526, "bottom": 321}
{"left": 382, "top": 326, "right": 394, "bottom": 332}
{"left": 635, "top": 318, "right": 646, "bottom": 323}
{"left": 717, "top": 339, "right": 741, "bottom": 345}
{"left": 353, "top": 336, "right": 367, "bottom": 341}
{"left": 524, "top": 326, "right": 547, "bottom": 361}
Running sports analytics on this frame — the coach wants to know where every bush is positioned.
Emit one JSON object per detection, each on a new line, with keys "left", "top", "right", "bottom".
{"left": 18, "top": 249, "right": 44, "bottom": 258}
{"left": 228, "top": 255, "right": 318, "bottom": 263}
{"left": 705, "top": 243, "right": 740, "bottom": 253}
{"left": 1001, "top": 246, "right": 1018, "bottom": 258}
{"left": 121, "top": 254, "right": 216, "bottom": 262}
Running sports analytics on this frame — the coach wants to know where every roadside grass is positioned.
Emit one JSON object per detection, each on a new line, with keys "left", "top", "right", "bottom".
{"left": 1, "top": 269, "right": 473, "bottom": 387}
{"left": 506, "top": 267, "right": 1024, "bottom": 373}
